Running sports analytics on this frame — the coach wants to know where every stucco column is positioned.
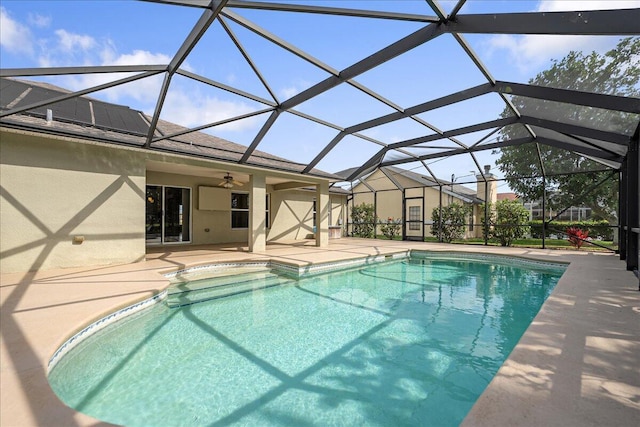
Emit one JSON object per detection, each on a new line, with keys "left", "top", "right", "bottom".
{"left": 249, "top": 173, "right": 266, "bottom": 252}
{"left": 316, "top": 181, "right": 329, "bottom": 247}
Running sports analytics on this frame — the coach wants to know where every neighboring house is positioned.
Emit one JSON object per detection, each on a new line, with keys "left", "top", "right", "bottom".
{"left": 0, "top": 78, "right": 347, "bottom": 274}
{"left": 497, "top": 192, "right": 518, "bottom": 201}
{"left": 521, "top": 199, "right": 593, "bottom": 222}
{"left": 338, "top": 165, "right": 497, "bottom": 240}
{"left": 496, "top": 192, "right": 594, "bottom": 222}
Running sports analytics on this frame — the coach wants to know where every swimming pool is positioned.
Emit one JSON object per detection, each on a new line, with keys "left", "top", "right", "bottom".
{"left": 49, "top": 253, "right": 565, "bottom": 426}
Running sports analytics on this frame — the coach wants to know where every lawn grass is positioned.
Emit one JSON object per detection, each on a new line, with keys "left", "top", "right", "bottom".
{"left": 373, "top": 235, "right": 617, "bottom": 251}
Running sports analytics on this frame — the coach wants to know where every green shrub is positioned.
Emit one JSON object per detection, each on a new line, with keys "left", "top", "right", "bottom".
{"left": 431, "top": 203, "right": 469, "bottom": 243}
{"left": 379, "top": 217, "right": 402, "bottom": 240}
{"left": 482, "top": 200, "right": 530, "bottom": 246}
{"left": 351, "top": 203, "right": 376, "bottom": 238}
{"left": 529, "top": 220, "right": 613, "bottom": 240}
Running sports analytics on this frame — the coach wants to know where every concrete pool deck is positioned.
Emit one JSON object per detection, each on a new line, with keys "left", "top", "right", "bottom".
{"left": 1, "top": 238, "right": 638, "bottom": 426}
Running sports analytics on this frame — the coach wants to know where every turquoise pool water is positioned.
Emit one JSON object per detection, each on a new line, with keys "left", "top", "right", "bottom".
{"left": 49, "top": 255, "right": 565, "bottom": 426}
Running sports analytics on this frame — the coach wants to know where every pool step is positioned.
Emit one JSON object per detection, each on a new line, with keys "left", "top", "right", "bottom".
{"left": 166, "top": 270, "right": 291, "bottom": 308}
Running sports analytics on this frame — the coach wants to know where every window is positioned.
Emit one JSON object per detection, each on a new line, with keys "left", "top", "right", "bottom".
{"left": 231, "top": 192, "right": 249, "bottom": 229}
{"left": 145, "top": 185, "right": 191, "bottom": 244}
{"left": 265, "top": 194, "right": 270, "bottom": 229}
{"left": 408, "top": 206, "right": 420, "bottom": 231}
{"left": 312, "top": 198, "right": 317, "bottom": 227}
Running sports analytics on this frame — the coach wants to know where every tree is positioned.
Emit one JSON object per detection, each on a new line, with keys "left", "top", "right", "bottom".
{"left": 431, "top": 203, "right": 470, "bottom": 243}
{"left": 483, "top": 200, "right": 531, "bottom": 247}
{"left": 494, "top": 37, "right": 640, "bottom": 224}
{"left": 351, "top": 203, "right": 376, "bottom": 238}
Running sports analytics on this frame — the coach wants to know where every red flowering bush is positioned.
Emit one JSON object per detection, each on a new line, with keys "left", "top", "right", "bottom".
{"left": 566, "top": 227, "right": 589, "bottom": 249}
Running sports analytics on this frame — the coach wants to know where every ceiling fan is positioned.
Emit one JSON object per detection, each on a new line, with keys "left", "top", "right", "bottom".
{"left": 218, "top": 172, "right": 244, "bottom": 189}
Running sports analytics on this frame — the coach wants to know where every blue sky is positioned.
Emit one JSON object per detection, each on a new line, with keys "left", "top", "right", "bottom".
{"left": 1, "top": 0, "right": 638, "bottom": 190}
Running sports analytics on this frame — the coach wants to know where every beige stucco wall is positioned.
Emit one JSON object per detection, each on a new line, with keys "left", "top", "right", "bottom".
{"left": 1, "top": 130, "right": 146, "bottom": 273}
{"left": 350, "top": 172, "right": 483, "bottom": 239}
{"left": 268, "top": 189, "right": 315, "bottom": 241}
{"left": 1, "top": 128, "right": 345, "bottom": 273}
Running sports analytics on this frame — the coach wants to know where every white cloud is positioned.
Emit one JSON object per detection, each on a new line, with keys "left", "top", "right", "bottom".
{"left": 54, "top": 29, "right": 96, "bottom": 53}
{"left": 484, "top": 1, "right": 640, "bottom": 73}
{"left": 28, "top": 13, "right": 51, "bottom": 28}
{"left": 0, "top": 7, "right": 34, "bottom": 55}
{"left": 162, "top": 90, "right": 261, "bottom": 132}
{"left": 279, "top": 79, "right": 312, "bottom": 99}
{"left": 1, "top": 8, "right": 262, "bottom": 134}
{"left": 536, "top": 1, "right": 640, "bottom": 12}
{"left": 281, "top": 85, "right": 300, "bottom": 99}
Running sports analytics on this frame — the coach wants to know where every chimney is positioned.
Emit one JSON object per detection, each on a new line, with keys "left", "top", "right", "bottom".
{"left": 46, "top": 109, "right": 53, "bottom": 123}
{"left": 476, "top": 165, "right": 498, "bottom": 205}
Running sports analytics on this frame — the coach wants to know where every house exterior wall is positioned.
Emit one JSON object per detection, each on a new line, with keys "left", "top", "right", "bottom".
{"left": 1, "top": 128, "right": 345, "bottom": 273}
{"left": 349, "top": 171, "right": 487, "bottom": 239}
{"left": 146, "top": 170, "right": 251, "bottom": 245}
{"left": 267, "top": 190, "right": 347, "bottom": 241}
{"left": 268, "top": 189, "right": 316, "bottom": 241}
{"left": 1, "top": 130, "right": 146, "bottom": 273}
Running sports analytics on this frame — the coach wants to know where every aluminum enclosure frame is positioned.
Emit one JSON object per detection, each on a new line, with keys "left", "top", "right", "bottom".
{"left": 1, "top": 1, "right": 639, "bottom": 273}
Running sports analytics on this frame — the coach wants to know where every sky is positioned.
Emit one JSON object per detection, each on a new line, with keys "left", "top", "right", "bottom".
{"left": 1, "top": 0, "right": 638, "bottom": 191}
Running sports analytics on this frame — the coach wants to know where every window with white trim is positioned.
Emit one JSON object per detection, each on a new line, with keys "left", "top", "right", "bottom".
{"left": 231, "top": 192, "right": 249, "bottom": 229}
{"left": 265, "top": 193, "right": 270, "bottom": 229}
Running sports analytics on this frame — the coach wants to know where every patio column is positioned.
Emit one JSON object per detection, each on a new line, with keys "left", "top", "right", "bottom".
{"left": 316, "top": 181, "right": 329, "bottom": 247}
{"left": 249, "top": 172, "right": 266, "bottom": 252}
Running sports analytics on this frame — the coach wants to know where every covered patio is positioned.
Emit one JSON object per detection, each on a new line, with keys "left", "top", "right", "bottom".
{"left": 1, "top": 239, "right": 638, "bottom": 426}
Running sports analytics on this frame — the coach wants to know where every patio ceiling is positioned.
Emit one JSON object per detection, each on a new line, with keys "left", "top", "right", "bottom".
{"left": 1, "top": 0, "right": 639, "bottom": 184}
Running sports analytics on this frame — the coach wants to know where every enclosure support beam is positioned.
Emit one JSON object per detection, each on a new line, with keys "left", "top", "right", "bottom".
{"left": 542, "top": 175, "right": 547, "bottom": 250}
{"left": 484, "top": 182, "right": 489, "bottom": 246}
{"left": 402, "top": 190, "right": 407, "bottom": 241}
{"left": 624, "top": 126, "right": 639, "bottom": 275}
{"left": 619, "top": 164, "right": 627, "bottom": 260}
{"left": 315, "top": 181, "right": 330, "bottom": 248}
{"left": 438, "top": 185, "right": 443, "bottom": 243}
{"left": 374, "top": 191, "right": 378, "bottom": 239}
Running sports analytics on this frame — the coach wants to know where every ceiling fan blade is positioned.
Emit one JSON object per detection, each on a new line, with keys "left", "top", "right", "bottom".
{"left": 233, "top": 180, "right": 245, "bottom": 186}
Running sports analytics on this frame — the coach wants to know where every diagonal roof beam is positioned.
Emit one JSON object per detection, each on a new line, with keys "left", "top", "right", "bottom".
{"left": 380, "top": 167, "right": 406, "bottom": 191}
{"left": 345, "top": 119, "right": 517, "bottom": 182}
{"left": 225, "top": 0, "right": 439, "bottom": 22}
{"left": 494, "top": 81, "right": 640, "bottom": 113}
{"left": 218, "top": 17, "right": 280, "bottom": 103}
{"left": 448, "top": 0, "right": 468, "bottom": 20}
{"left": 535, "top": 136, "right": 624, "bottom": 162}
{"left": 280, "top": 23, "right": 446, "bottom": 110}
{"left": 381, "top": 137, "right": 534, "bottom": 168}
{"left": 346, "top": 83, "right": 493, "bottom": 134}
{"left": 221, "top": 10, "right": 339, "bottom": 76}
{"left": 0, "top": 71, "right": 163, "bottom": 118}
{"left": 520, "top": 115, "right": 630, "bottom": 145}
{"left": 388, "top": 116, "right": 518, "bottom": 150}
{"left": 0, "top": 64, "right": 167, "bottom": 78}
{"left": 425, "top": 0, "right": 448, "bottom": 22}
{"left": 446, "top": 8, "right": 640, "bottom": 35}
{"left": 220, "top": 12, "right": 453, "bottom": 167}
{"left": 169, "top": 1, "right": 228, "bottom": 74}
{"left": 145, "top": 0, "right": 228, "bottom": 147}
{"left": 176, "top": 69, "right": 276, "bottom": 106}
{"left": 239, "top": 109, "right": 280, "bottom": 163}
{"left": 151, "top": 108, "right": 273, "bottom": 143}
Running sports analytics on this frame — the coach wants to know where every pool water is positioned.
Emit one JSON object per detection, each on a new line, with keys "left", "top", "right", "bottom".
{"left": 49, "top": 256, "right": 565, "bottom": 426}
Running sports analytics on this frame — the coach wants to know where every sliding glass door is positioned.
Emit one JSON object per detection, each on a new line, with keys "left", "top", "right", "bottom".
{"left": 146, "top": 185, "right": 191, "bottom": 244}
